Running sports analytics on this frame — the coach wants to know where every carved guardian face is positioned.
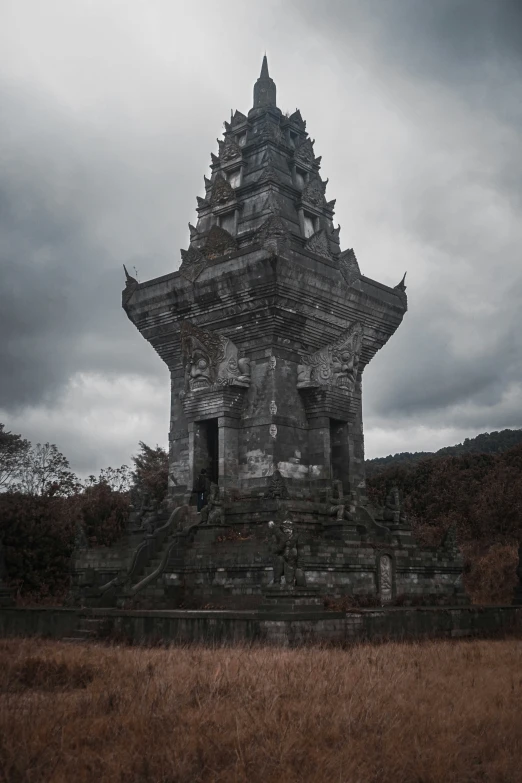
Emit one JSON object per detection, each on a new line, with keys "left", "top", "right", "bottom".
{"left": 297, "top": 323, "right": 363, "bottom": 392}
{"left": 331, "top": 347, "right": 357, "bottom": 388}
{"left": 189, "top": 349, "right": 213, "bottom": 390}
{"left": 181, "top": 320, "right": 251, "bottom": 393}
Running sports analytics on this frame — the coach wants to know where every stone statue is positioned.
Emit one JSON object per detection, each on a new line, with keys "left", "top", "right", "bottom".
{"left": 383, "top": 486, "right": 408, "bottom": 525}
{"left": 327, "top": 480, "right": 354, "bottom": 523}
{"left": 74, "top": 521, "right": 89, "bottom": 550}
{"left": 138, "top": 493, "right": 159, "bottom": 535}
{"left": 200, "top": 482, "right": 224, "bottom": 525}
{"left": 268, "top": 517, "right": 306, "bottom": 587}
{"left": 180, "top": 320, "right": 250, "bottom": 393}
{"left": 297, "top": 321, "right": 363, "bottom": 392}
{"left": 383, "top": 487, "right": 401, "bottom": 524}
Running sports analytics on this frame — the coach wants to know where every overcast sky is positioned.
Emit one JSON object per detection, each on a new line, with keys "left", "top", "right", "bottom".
{"left": 1, "top": 0, "right": 521, "bottom": 475}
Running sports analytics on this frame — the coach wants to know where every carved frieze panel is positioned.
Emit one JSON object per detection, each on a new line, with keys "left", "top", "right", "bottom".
{"left": 210, "top": 175, "right": 235, "bottom": 206}
{"left": 294, "top": 138, "right": 315, "bottom": 164}
{"left": 305, "top": 229, "right": 331, "bottom": 260}
{"left": 297, "top": 322, "right": 363, "bottom": 392}
{"left": 257, "top": 164, "right": 282, "bottom": 185}
{"left": 202, "top": 225, "right": 237, "bottom": 260}
{"left": 218, "top": 138, "right": 241, "bottom": 162}
{"left": 302, "top": 176, "right": 327, "bottom": 206}
{"left": 256, "top": 215, "right": 290, "bottom": 255}
{"left": 179, "top": 246, "right": 207, "bottom": 283}
{"left": 338, "top": 248, "right": 361, "bottom": 287}
{"left": 180, "top": 320, "right": 250, "bottom": 393}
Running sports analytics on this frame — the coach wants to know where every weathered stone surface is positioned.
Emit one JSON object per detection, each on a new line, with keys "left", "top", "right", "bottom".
{"left": 103, "top": 58, "right": 467, "bottom": 612}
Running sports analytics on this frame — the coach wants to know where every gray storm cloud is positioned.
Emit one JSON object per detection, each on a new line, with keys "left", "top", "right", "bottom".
{"left": 1, "top": 0, "right": 521, "bottom": 473}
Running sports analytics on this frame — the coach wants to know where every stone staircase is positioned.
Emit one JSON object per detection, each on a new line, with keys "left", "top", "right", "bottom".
{"left": 62, "top": 615, "right": 108, "bottom": 643}
{"left": 123, "top": 507, "right": 200, "bottom": 604}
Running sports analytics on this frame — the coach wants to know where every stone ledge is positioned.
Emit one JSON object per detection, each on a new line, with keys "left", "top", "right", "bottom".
{"left": 1, "top": 606, "right": 520, "bottom": 646}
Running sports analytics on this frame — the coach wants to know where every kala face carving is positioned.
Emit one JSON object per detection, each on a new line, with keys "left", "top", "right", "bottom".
{"left": 181, "top": 320, "right": 250, "bottom": 392}
{"left": 297, "top": 322, "right": 363, "bottom": 392}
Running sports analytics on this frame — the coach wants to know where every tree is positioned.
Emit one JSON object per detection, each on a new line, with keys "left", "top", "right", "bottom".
{"left": 14, "top": 442, "right": 80, "bottom": 497}
{"left": 84, "top": 465, "right": 132, "bottom": 494}
{"left": 0, "top": 423, "right": 30, "bottom": 490}
{"left": 0, "top": 492, "right": 76, "bottom": 599}
{"left": 79, "top": 466, "right": 132, "bottom": 545}
{"left": 131, "top": 442, "right": 168, "bottom": 506}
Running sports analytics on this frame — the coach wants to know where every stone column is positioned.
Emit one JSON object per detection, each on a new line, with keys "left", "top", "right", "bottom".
{"left": 218, "top": 416, "right": 240, "bottom": 499}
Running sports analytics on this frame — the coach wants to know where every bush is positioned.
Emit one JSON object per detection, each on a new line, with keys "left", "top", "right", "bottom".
{"left": 77, "top": 481, "right": 130, "bottom": 547}
{"left": 0, "top": 492, "right": 76, "bottom": 599}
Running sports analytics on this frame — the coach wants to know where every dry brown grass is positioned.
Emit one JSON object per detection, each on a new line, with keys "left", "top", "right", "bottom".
{"left": 1, "top": 637, "right": 521, "bottom": 783}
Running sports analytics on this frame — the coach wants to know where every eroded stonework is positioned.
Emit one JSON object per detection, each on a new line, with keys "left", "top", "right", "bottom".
{"left": 297, "top": 322, "right": 363, "bottom": 392}
{"left": 76, "top": 56, "right": 470, "bottom": 612}
{"left": 180, "top": 321, "right": 250, "bottom": 391}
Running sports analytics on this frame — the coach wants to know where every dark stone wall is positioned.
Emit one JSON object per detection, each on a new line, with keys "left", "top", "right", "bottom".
{"left": 1, "top": 606, "right": 520, "bottom": 647}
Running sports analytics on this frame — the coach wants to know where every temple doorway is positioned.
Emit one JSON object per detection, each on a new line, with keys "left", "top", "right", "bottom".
{"left": 330, "top": 419, "right": 349, "bottom": 486}
{"left": 194, "top": 418, "right": 219, "bottom": 485}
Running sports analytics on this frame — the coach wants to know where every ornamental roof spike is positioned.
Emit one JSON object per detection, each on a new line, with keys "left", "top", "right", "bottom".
{"left": 260, "top": 54, "right": 269, "bottom": 79}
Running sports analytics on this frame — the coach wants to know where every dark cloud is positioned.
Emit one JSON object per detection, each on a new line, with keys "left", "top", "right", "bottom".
{"left": 1, "top": 0, "right": 521, "bottom": 470}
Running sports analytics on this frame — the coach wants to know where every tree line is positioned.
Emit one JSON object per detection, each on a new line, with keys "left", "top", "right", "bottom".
{"left": 367, "top": 444, "right": 522, "bottom": 603}
{"left": 365, "top": 428, "right": 522, "bottom": 477}
{"left": 0, "top": 424, "right": 168, "bottom": 602}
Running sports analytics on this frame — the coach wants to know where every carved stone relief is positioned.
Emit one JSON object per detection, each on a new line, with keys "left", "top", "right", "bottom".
{"left": 297, "top": 322, "right": 363, "bottom": 392}
{"left": 302, "top": 176, "right": 327, "bottom": 206}
{"left": 305, "top": 229, "right": 331, "bottom": 259}
{"left": 218, "top": 139, "right": 241, "bottom": 162}
{"left": 210, "top": 175, "right": 235, "bottom": 206}
{"left": 379, "top": 555, "right": 393, "bottom": 603}
{"left": 266, "top": 469, "right": 289, "bottom": 499}
{"left": 202, "top": 225, "right": 237, "bottom": 259}
{"left": 179, "top": 246, "right": 207, "bottom": 283}
{"left": 339, "top": 249, "right": 361, "bottom": 287}
{"left": 180, "top": 321, "right": 250, "bottom": 392}
{"left": 294, "top": 138, "right": 315, "bottom": 164}
{"left": 256, "top": 215, "right": 289, "bottom": 255}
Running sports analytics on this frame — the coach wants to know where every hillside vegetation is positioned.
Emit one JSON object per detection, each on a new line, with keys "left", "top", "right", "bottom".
{"left": 367, "top": 442, "right": 522, "bottom": 603}
{"left": 366, "top": 428, "right": 522, "bottom": 477}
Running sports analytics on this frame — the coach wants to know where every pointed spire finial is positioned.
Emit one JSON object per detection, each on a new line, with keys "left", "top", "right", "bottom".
{"left": 395, "top": 272, "right": 407, "bottom": 292}
{"left": 123, "top": 264, "right": 138, "bottom": 286}
{"left": 253, "top": 53, "right": 276, "bottom": 109}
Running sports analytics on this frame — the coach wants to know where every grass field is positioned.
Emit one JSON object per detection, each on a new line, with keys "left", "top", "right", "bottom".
{"left": 0, "top": 637, "right": 521, "bottom": 782}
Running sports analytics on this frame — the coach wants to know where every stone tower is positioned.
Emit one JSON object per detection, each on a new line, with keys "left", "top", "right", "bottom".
{"left": 67, "top": 58, "right": 466, "bottom": 609}
{"left": 123, "top": 57, "right": 408, "bottom": 507}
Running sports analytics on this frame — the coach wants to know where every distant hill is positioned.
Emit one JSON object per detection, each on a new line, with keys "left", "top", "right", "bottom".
{"left": 365, "top": 428, "right": 522, "bottom": 477}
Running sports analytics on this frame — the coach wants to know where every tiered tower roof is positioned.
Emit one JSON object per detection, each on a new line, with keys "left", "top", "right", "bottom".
{"left": 180, "top": 57, "right": 362, "bottom": 286}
